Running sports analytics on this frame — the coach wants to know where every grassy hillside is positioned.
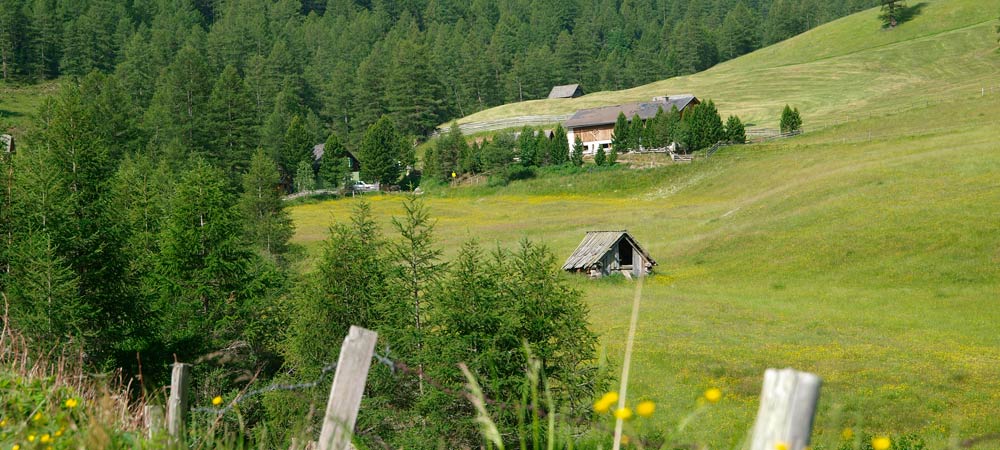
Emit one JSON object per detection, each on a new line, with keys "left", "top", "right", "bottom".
{"left": 288, "top": 2, "right": 1000, "bottom": 443}
{"left": 456, "top": 0, "right": 1000, "bottom": 131}
{"left": 290, "top": 92, "right": 1000, "bottom": 447}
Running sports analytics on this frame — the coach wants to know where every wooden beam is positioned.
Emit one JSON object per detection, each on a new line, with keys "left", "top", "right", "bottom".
{"left": 318, "top": 326, "right": 378, "bottom": 450}
{"left": 749, "top": 368, "right": 822, "bottom": 450}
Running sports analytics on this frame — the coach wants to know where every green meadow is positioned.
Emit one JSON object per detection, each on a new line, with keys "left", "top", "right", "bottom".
{"left": 289, "top": 87, "right": 1000, "bottom": 447}
{"left": 293, "top": 6, "right": 1000, "bottom": 442}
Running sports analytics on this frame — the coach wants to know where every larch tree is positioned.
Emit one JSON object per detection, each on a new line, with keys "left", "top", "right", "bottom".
{"left": 240, "top": 149, "right": 293, "bottom": 260}
{"left": 206, "top": 64, "right": 258, "bottom": 178}
{"left": 879, "top": 0, "right": 907, "bottom": 28}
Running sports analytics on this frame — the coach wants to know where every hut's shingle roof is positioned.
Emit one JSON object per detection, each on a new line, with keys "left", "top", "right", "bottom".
{"left": 548, "top": 84, "right": 583, "bottom": 99}
{"left": 564, "top": 95, "right": 698, "bottom": 128}
{"left": 562, "top": 231, "right": 656, "bottom": 271}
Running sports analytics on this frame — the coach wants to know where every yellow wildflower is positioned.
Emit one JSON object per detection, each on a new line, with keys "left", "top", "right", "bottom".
{"left": 55, "top": 427, "right": 65, "bottom": 437}
{"left": 704, "top": 388, "right": 722, "bottom": 403}
{"left": 601, "top": 392, "right": 619, "bottom": 404}
{"left": 32, "top": 412, "right": 43, "bottom": 422}
{"left": 841, "top": 428, "right": 854, "bottom": 440}
{"left": 636, "top": 400, "right": 655, "bottom": 417}
{"left": 27, "top": 434, "right": 36, "bottom": 442}
{"left": 13, "top": 445, "right": 21, "bottom": 450}
{"left": 613, "top": 407, "right": 633, "bottom": 420}
{"left": 872, "top": 437, "right": 891, "bottom": 450}
{"left": 621, "top": 435, "right": 630, "bottom": 445}
{"left": 775, "top": 442, "right": 789, "bottom": 450}
{"left": 64, "top": 398, "right": 78, "bottom": 409}
{"left": 212, "top": 396, "right": 223, "bottom": 406}
{"left": 40, "top": 434, "right": 51, "bottom": 444}
{"left": 0, "top": 418, "right": 7, "bottom": 427}
{"left": 593, "top": 392, "right": 619, "bottom": 413}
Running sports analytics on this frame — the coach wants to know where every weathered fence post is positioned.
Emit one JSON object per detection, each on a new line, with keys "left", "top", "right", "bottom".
{"left": 166, "top": 362, "right": 191, "bottom": 442}
{"left": 318, "top": 326, "right": 378, "bottom": 450}
{"left": 749, "top": 368, "right": 822, "bottom": 450}
{"left": 144, "top": 405, "right": 164, "bottom": 439}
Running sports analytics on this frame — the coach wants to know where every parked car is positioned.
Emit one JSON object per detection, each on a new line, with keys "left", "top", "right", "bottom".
{"left": 350, "top": 180, "right": 379, "bottom": 192}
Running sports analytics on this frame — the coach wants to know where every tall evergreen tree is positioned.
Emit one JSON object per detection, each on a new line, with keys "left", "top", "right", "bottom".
{"left": 207, "top": 64, "right": 257, "bottom": 177}
{"left": 629, "top": 114, "right": 644, "bottom": 151}
{"left": 517, "top": 126, "right": 538, "bottom": 167}
{"left": 548, "top": 124, "right": 569, "bottom": 165}
{"left": 358, "top": 116, "right": 407, "bottom": 186}
{"left": 879, "top": 0, "right": 907, "bottom": 28}
{"left": 571, "top": 136, "right": 584, "bottom": 167}
{"left": 611, "top": 112, "right": 629, "bottom": 155}
{"left": 725, "top": 115, "right": 747, "bottom": 143}
{"left": 240, "top": 149, "right": 293, "bottom": 259}
{"left": 144, "top": 43, "right": 213, "bottom": 153}
{"left": 719, "top": 2, "right": 761, "bottom": 60}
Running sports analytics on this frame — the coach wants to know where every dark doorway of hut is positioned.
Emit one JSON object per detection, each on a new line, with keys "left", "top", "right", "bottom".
{"left": 619, "top": 241, "right": 634, "bottom": 268}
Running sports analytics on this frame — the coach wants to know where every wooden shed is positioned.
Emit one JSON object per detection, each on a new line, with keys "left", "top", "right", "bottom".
{"left": 548, "top": 84, "right": 584, "bottom": 99}
{"left": 562, "top": 231, "right": 656, "bottom": 277}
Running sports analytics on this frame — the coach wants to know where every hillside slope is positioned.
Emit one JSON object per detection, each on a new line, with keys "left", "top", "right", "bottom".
{"left": 455, "top": 0, "right": 1000, "bottom": 130}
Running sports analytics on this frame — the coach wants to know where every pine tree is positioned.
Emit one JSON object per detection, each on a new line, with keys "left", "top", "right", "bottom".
{"left": 240, "top": 149, "right": 293, "bottom": 259}
{"left": 611, "top": 112, "right": 629, "bottom": 155}
{"left": 629, "top": 114, "right": 644, "bottom": 151}
{"left": 571, "top": 136, "right": 584, "bottom": 167}
{"left": 719, "top": 2, "right": 761, "bottom": 60}
{"left": 358, "top": 116, "right": 406, "bottom": 186}
{"left": 281, "top": 115, "right": 315, "bottom": 188}
{"left": 517, "top": 126, "right": 538, "bottom": 167}
{"left": 206, "top": 64, "right": 257, "bottom": 177}
{"left": 25, "top": 0, "right": 62, "bottom": 79}
{"left": 428, "top": 122, "right": 467, "bottom": 181}
{"left": 5, "top": 232, "right": 84, "bottom": 344}
{"left": 607, "top": 144, "right": 618, "bottom": 166}
{"left": 780, "top": 105, "right": 803, "bottom": 133}
{"left": 548, "top": 124, "right": 569, "bottom": 165}
{"left": 144, "top": 44, "right": 213, "bottom": 153}
{"left": 0, "top": 0, "right": 29, "bottom": 80}
{"left": 725, "top": 115, "right": 747, "bottom": 143}
{"left": 879, "top": 0, "right": 907, "bottom": 28}
{"left": 294, "top": 159, "right": 316, "bottom": 193}
{"left": 594, "top": 146, "right": 606, "bottom": 166}
{"left": 688, "top": 100, "right": 725, "bottom": 150}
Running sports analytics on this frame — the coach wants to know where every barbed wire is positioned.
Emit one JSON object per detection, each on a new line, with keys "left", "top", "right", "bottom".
{"left": 190, "top": 360, "right": 339, "bottom": 416}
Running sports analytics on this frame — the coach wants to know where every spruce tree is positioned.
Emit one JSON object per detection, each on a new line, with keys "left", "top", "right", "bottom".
{"left": 879, "top": 0, "right": 907, "bottom": 28}
{"left": 144, "top": 44, "right": 213, "bottom": 153}
{"left": 719, "top": 2, "right": 761, "bottom": 60}
{"left": 629, "top": 113, "right": 643, "bottom": 151}
{"left": 359, "top": 116, "right": 405, "bottom": 186}
{"left": 607, "top": 144, "right": 618, "bottom": 165}
{"left": 294, "top": 159, "right": 316, "bottom": 193}
{"left": 725, "top": 115, "right": 747, "bottom": 143}
{"left": 240, "top": 149, "right": 294, "bottom": 259}
{"left": 318, "top": 133, "right": 351, "bottom": 191}
{"left": 595, "top": 146, "right": 606, "bottom": 166}
{"left": 429, "top": 122, "right": 468, "bottom": 181}
{"left": 548, "top": 124, "right": 569, "bottom": 165}
{"left": 207, "top": 64, "right": 257, "bottom": 177}
{"left": 517, "top": 126, "right": 538, "bottom": 167}
{"left": 780, "top": 105, "right": 803, "bottom": 133}
{"left": 571, "top": 136, "right": 585, "bottom": 167}
{"left": 281, "top": 115, "right": 315, "bottom": 187}
{"left": 611, "top": 112, "right": 629, "bottom": 156}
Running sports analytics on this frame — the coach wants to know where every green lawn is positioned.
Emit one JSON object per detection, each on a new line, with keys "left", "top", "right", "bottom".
{"left": 0, "top": 80, "right": 60, "bottom": 134}
{"left": 456, "top": 0, "right": 1000, "bottom": 132}
{"left": 289, "top": 94, "right": 1000, "bottom": 447}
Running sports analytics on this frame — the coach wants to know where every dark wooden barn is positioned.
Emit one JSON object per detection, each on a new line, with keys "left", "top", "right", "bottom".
{"left": 562, "top": 231, "right": 656, "bottom": 277}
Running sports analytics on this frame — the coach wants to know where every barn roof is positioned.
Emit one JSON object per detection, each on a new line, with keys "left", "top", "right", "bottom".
{"left": 562, "top": 231, "right": 656, "bottom": 271}
{"left": 564, "top": 95, "right": 699, "bottom": 129}
{"left": 312, "top": 143, "right": 358, "bottom": 162}
{"left": 548, "top": 84, "right": 583, "bottom": 99}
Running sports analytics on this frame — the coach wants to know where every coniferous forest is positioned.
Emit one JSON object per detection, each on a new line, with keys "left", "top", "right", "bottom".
{"left": 0, "top": 0, "right": 881, "bottom": 447}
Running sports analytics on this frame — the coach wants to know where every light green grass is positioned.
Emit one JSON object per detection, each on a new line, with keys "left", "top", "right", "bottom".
{"left": 0, "top": 80, "right": 60, "bottom": 134}
{"left": 456, "top": 0, "right": 1000, "bottom": 131}
{"left": 289, "top": 94, "right": 1000, "bottom": 446}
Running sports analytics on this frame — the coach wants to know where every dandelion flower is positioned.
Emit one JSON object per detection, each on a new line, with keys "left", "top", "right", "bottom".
{"left": 27, "top": 434, "right": 36, "bottom": 442}
{"left": 40, "top": 434, "right": 51, "bottom": 444}
{"left": 636, "top": 401, "right": 655, "bottom": 417}
{"left": 841, "top": 428, "right": 854, "bottom": 440}
{"left": 212, "top": 396, "right": 223, "bottom": 406}
{"left": 613, "top": 407, "right": 633, "bottom": 420}
{"left": 872, "top": 437, "right": 891, "bottom": 450}
{"left": 601, "top": 392, "right": 619, "bottom": 404}
{"left": 593, "top": 399, "right": 611, "bottom": 413}
{"left": 621, "top": 435, "right": 630, "bottom": 445}
{"left": 13, "top": 445, "right": 21, "bottom": 450}
{"left": 704, "top": 388, "right": 722, "bottom": 403}
{"left": 32, "top": 412, "right": 43, "bottom": 422}
{"left": 775, "top": 442, "right": 789, "bottom": 450}
{"left": 0, "top": 418, "right": 7, "bottom": 427}
{"left": 64, "top": 398, "right": 78, "bottom": 409}
{"left": 55, "top": 427, "right": 65, "bottom": 437}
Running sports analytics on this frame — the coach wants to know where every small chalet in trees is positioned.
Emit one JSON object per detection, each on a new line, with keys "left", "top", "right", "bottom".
{"left": 548, "top": 84, "right": 584, "bottom": 99}
{"left": 562, "top": 231, "right": 656, "bottom": 278}
{"left": 564, "top": 95, "right": 699, "bottom": 154}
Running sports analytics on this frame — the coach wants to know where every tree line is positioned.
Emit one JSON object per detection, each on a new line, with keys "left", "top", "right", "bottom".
{"left": 1, "top": 0, "right": 877, "bottom": 147}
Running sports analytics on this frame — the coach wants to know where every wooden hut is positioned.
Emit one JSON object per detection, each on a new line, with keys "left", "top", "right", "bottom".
{"left": 562, "top": 231, "right": 656, "bottom": 277}
{"left": 548, "top": 84, "right": 584, "bottom": 99}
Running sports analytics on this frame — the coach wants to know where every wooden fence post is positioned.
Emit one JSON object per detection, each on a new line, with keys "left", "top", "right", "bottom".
{"left": 318, "top": 326, "right": 378, "bottom": 450}
{"left": 749, "top": 368, "right": 822, "bottom": 450}
{"left": 166, "top": 362, "right": 191, "bottom": 442}
{"left": 144, "top": 405, "right": 164, "bottom": 439}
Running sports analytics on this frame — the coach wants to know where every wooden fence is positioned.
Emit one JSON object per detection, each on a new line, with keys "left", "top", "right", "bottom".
{"left": 151, "top": 325, "right": 825, "bottom": 450}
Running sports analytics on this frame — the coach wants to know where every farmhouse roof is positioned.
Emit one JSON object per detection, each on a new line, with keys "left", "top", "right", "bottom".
{"left": 561, "top": 231, "right": 656, "bottom": 271}
{"left": 564, "top": 95, "right": 699, "bottom": 129}
{"left": 312, "top": 143, "right": 358, "bottom": 161}
{"left": 548, "top": 84, "right": 584, "bottom": 99}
